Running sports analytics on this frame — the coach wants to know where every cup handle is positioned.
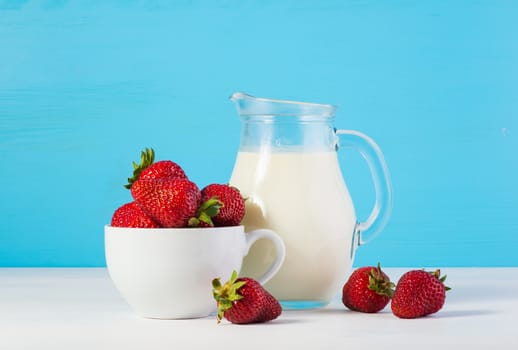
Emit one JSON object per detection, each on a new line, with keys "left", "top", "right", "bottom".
{"left": 336, "top": 129, "right": 393, "bottom": 246}
{"left": 244, "top": 229, "right": 286, "bottom": 285}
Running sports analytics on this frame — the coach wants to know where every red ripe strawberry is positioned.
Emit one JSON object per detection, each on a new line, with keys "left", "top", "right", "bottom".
{"left": 391, "top": 269, "right": 450, "bottom": 319}
{"left": 342, "top": 263, "right": 394, "bottom": 313}
{"left": 125, "top": 148, "right": 186, "bottom": 189}
{"left": 130, "top": 178, "right": 201, "bottom": 228}
{"left": 212, "top": 271, "right": 282, "bottom": 324}
{"left": 111, "top": 202, "right": 160, "bottom": 228}
{"left": 199, "top": 184, "right": 245, "bottom": 226}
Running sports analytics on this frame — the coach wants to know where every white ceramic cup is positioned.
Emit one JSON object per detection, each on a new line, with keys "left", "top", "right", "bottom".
{"left": 104, "top": 225, "right": 285, "bottom": 319}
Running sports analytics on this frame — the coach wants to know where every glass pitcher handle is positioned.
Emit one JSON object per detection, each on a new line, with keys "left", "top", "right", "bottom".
{"left": 335, "top": 129, "right": 393, "bottom": 245}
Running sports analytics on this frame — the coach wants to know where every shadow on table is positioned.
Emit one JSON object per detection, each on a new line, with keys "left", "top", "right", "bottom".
{"left": 308, "top": 307, "right": 499, "bottom": 320}
{"left": 437, "top": 309, "right": 500, "bottom": 318}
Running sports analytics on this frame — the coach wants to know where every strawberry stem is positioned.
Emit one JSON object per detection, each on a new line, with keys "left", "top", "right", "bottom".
{"left": 188, "top": 197, "right": 223, "bottom": 227}
{"left": 124, "top": 148, "right": 155, "bottom": 189}
{"left": 430, "top": 269, "right": 451, "bottom": 291}
{"left": 212, "top": 270, "right": 246, "bottom": 323}
{"left": 367, "top": 262, "right": 395, "bottom": 298}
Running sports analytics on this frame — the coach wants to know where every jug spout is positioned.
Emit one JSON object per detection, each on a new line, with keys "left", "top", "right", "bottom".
{"left": 230, "top": 92, "right": 255, "bottom": 115}
{"left": 230, "top": 91, "right": 252, "bottom": 103}
{"left": 230, "top": 91, "right": 336, "bottom": 118}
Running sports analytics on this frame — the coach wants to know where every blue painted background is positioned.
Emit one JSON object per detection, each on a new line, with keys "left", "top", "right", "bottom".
{"left": 1, "top": 0, "right": 517, "bottom": 267}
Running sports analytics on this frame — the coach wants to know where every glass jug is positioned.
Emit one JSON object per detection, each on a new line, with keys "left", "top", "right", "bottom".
{"left": 229, "top": 92, "right": 392, "bottom": 309}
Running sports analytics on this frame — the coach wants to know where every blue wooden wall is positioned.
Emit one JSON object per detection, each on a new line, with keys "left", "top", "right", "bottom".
{"left": 1, "top": 0, "right": 517, "bottom": 267}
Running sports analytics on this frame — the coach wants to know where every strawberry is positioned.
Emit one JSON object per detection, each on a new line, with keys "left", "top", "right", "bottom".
{"left": 342, "top": 263, "right": 394, "bottom": 313}
{"left": 130, "top": 178, "right": 201, "bottom": 228}
{"left": 199, "top": 184, "right": 245, "bottom": 226}
{"left": 391, "top": 269, "right": 450, "bottom": 319}
{"left": 212, "top": 270, "right": 282, "bottom": 324}
{"left": 125, "top": 148, "right": 186, "bottom": 189}
{"left": 111, "top": 201, "right": 160, "bottom": 228}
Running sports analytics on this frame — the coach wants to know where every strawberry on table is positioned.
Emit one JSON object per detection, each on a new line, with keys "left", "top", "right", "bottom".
{"left": 212, "top": 271, "right": 282, "bottom": 324}
{"left": 342, "top": 263, "right": 394, "bottom": 313}
{"left": 131, "top": 178, "right": 201, "bottom": 228}
{"left": 125, "top": 148, "right": 186, "bottom": 189}
{"left": 199, "top": 184, "right": 245, "bottom": 227}
{"left": 111, "top": 201, "right": 160, "bottom": 228}
{"left": 391, "top": 269, "right": 450, "bottom": 319}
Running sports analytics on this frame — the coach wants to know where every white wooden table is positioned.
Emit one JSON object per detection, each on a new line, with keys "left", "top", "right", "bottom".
{"left": 1, "top": 268, "right": 516, "bottom": 350}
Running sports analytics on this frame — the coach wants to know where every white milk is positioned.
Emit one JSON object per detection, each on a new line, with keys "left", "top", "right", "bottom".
{"left": 229, "top": 150, "right": 357, "bottom": 305}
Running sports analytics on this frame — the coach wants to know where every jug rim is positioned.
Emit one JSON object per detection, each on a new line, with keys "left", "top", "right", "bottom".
{"left": 230, "top": 92, "right": 336, "bottom": 117}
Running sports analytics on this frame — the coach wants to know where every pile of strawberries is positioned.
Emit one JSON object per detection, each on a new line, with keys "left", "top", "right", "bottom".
{"left": 111, "top": 148, "right": 245, "bottom": 229}
{"left": 341, "top": 263, "right": 450, "bottom": 319}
